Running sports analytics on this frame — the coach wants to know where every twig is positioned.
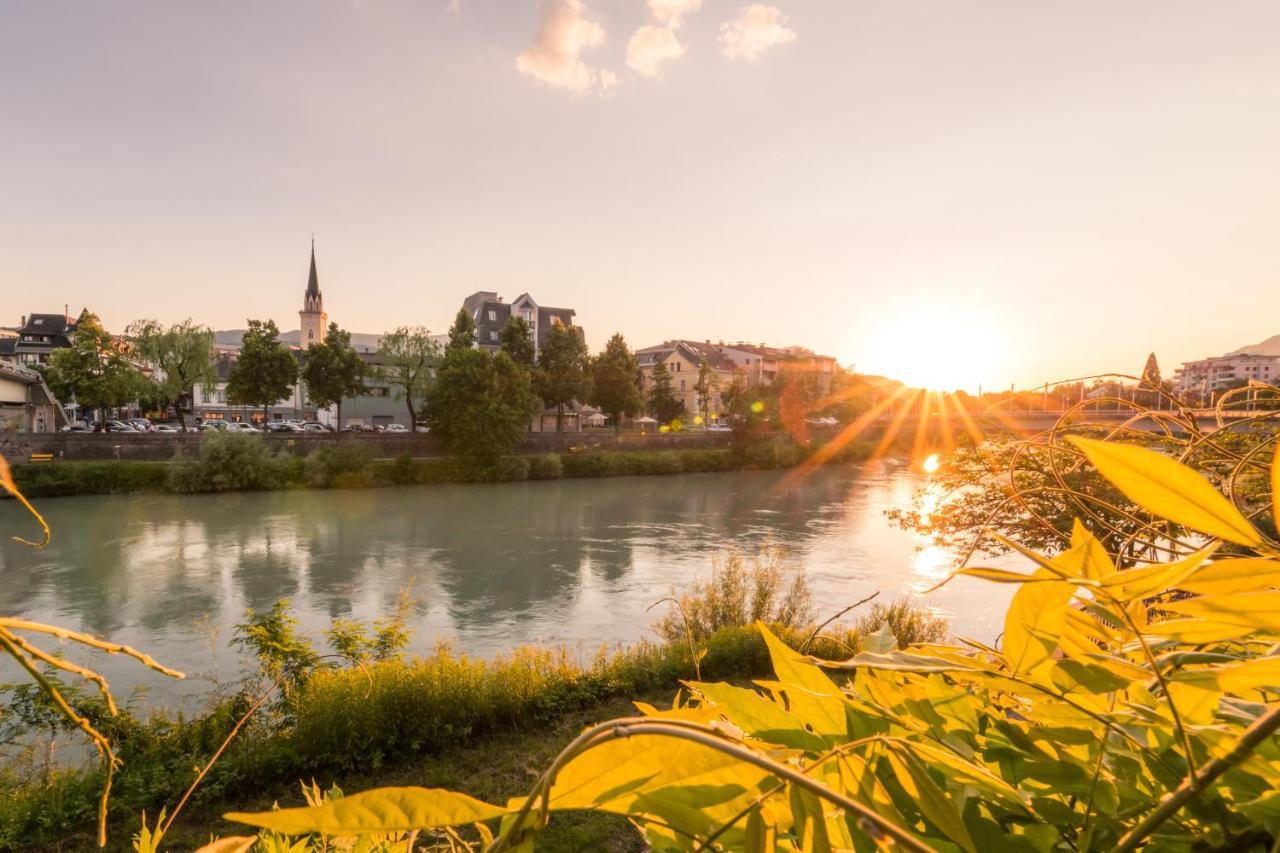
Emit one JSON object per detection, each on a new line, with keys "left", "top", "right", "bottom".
{"left": 799, "top": 591, "right": 880, "bottom": 653}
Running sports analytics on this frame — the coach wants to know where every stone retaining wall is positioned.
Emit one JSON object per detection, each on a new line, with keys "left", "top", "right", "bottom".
{"left": 0, "top": 429, "right": 735, "bottom": 462}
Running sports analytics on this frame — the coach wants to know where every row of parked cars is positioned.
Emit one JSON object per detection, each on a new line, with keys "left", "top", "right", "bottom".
{"left": 61, "top": 419, "right": 416, "bottom": 434}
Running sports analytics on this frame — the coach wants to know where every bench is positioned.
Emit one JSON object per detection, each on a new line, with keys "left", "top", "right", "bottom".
{"left": 29, "top": 453, "right": 54, "bottom": 463}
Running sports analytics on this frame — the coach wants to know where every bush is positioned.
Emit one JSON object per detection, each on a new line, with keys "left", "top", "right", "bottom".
{"left": 174, "top": 431, "right": 290, "bottom": 492}
{"left": 306, "top": 441, "right": 375, "bottom": 489}
{"left": 525, "top": 453, "right": 564, "bottom": 480}
{"left": 11, "top": 461, "right": 170, "bottom": 497}
{"left": 655, "top": 548, "right": 813, "bottom": 644}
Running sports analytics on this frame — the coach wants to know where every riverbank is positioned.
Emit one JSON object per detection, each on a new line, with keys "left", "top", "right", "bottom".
{"left": 8, "top": 436, "right": 885, "bottom": 499}
{"left": 0, "top": 616, "right": 922, "bottom": 851}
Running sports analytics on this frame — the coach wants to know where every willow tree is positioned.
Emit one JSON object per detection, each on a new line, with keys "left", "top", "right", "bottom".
{"left": 126, "top": 318, "right": 217, "bottom": 428}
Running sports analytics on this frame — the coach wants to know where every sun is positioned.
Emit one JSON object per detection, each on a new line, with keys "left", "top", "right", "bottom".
{"left": 860, "top": 305, "right": 1005, "bottom": 393}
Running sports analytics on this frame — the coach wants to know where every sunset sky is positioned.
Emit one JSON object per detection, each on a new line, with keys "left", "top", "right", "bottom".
{"left": 3, "top": 0, "right": 1279, "bottom": 391}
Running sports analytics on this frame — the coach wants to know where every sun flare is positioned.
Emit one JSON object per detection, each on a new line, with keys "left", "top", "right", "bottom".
{"left": 862, "top": 306, "right": 1004, "bottom": 393}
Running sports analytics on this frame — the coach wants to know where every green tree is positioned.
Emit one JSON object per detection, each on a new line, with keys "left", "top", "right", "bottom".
{"left": 536, "top": 321, "right": 590, "bottom": 432}
{"left": 1140, "top": 352, "right": 1162, "bottom": 387}
{"left": 692, "top": 359, "right": 722, "bottom": 425}
{"left": 499, "top": 316, "right": 536, "bottom": 368}
{"left": 126, "top": 318, "right": 218, "bottom": 429}
{"left": 226, "top": 319, "right": 297, "bottom": 421}
{"left": 375, "top": 326, "right": 441, "bottom": 426}
{"left": 301, "top": 323, "right": 366, "bottom": 429}
{"left": 44, "top": 311, "right": 146, "bottom": 422}
{"left": 647, "top": 360, "right": 685, "bottom": 423}
{"left": 425, "top": 348, "right": 540, "bottom": 465}
{"left": 588, "top": 333, "right": 643, "bottom": 430}
{"left": 446, "top": 308, "right": 477, "bottom": 352}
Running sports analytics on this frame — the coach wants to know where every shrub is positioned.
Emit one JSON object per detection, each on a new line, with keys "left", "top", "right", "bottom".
{"left": 306, "top": 442, "right": 375, "bottom": 489}
{"left": 850, "top": 598, "right": 948, "bottom": 647}
{"left": 655, "top": 547, "right": 813, "bottom": 644}
{"left": 182, "top": 431, "right": 289, "bottom": 492}
{"left": 525, "top": 453, "right": 563, "bottom": 480}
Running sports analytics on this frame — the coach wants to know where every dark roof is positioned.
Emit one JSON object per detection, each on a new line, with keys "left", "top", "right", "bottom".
{"left": 464, "top": 291, "right": 580, "bottom": 350}
{"left": 0, "top": 338, "right": 15, "bottom": 356}
{"left": 306, "top": 243, "right": 320, "bottom": 297}
{"left": 19, "top": 313, "right": 75, "bottom": 337}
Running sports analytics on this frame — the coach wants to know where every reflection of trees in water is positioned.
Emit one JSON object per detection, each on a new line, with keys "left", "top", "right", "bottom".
{"left": 0, "top": 465, "right": 883, "bottom": 650}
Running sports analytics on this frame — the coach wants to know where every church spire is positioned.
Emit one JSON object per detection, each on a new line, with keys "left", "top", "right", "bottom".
{"left": 306, "top": 237, "right": 321, "bottom": 300}
{"left": 300, "top": 237, "right": 327, "bottom": 345}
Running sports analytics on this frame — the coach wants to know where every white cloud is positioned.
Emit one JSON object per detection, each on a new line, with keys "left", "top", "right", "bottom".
{"left": 516, "top": 0, "right": 615, "bottom": 96}
{"left": 626, "top": 25, "right": 686, "bottom": 78}
{"left": 647, "top": 0, "right": 701, "bottom": 29}
{"left": 719, "top": 4, "right": 796, "bottom": 62}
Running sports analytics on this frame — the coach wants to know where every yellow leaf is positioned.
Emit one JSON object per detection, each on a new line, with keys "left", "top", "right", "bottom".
{"left": 1179, "top": 558, "right": 1280, "bottom": 596}
{"left": 1099, "top": 545, "right": 1217, "bottom": 601}
{"left": 757, "top": 623, "right": 848, "bottom": 738}
{"left": 1071, "top": 520, "right": 1117, "bottom": 581}
{"left": 225, "top": 787, "right": 505, "bottom": 835}
{"left": 1172, "top": 656, "right": 1280, "bottom": 694}
{"left": 1145, "top": 618, "right": 1255, "bottom": 643}
{"left": 1066, "top": 436, "right": 1262, "bottom": 548}
{"left": 1162, "top": 591, "right": 1280, "bottom": 634}
{"left": 1003, "top": 568, "right": 1076, "bottom": 676}
{"left": 1273, "top": 446, "right": 1280, "bottom": 530}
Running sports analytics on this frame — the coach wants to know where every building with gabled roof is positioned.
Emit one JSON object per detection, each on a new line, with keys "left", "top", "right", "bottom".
{"left": 13, "top": 311, "right": 79, "bottom": 367}
{"left": 461, "top": 291, "right": 579, "bottom": 354}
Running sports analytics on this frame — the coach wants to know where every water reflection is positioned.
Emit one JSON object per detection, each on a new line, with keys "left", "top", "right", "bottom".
{"left": 0, "top": 464, "right": 1016, "bottom": 711}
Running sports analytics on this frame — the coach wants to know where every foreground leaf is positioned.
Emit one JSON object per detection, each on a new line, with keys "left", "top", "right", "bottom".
{"left": 225, "top": 787, "right": 505, "bottom": 835}
{"left": 1067, "top": 436, "right": 1263, "bottom": 547}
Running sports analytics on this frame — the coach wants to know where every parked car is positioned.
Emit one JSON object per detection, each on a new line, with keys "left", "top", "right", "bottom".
{"left": 93, "top": 420, "right": 137, "bottom": 432}
{"left": 62, "top": 423, "right": 92, "bottom": 433}
{"left": 384, "top": 423, "right": 408, "bottom": 433}
{"left": 223, "top": 422, "right": 262, "bottom": 434}
{"left": 127, "top": 418, "right": 152, "bottom": 432}
{"left": 266, "top": 421, "right": 303, "bottom": 433}
{"left": 152, "top": 424, "right": 180, "bottom": 433}
{"left": 200, "top": 421, "right": 226, "bottom": 432}
{"left": 300, "top": 422, "right": 331, "bottom": 433}
{"left": 707, "top": 424, "right": 734, "bottom": 432}
{"left": 414, "top": 423, "right": 430, "bottom": 433}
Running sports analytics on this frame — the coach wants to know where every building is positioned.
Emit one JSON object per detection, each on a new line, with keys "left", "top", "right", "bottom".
{"left": 299, "top": 239, "right": 328, "bottom": 347}
{"left": 636, "top": 340, "right": 740, "bottom": 423}
{"left": 12, "top": 312, "right": 78, "bottom": 367}
{"left": 461, "top": 291, "right": 578, "bottom": 355}
{"left": 0, "top": 362, "right": 69, "bottom": 432}
{"left": 1175, "top": 352, "right": 1280, "bottom": 396}
{"left": 0, "top": 328, "right": 17, "bottom": 363}
{"left": 716, "top": 343, "right": 838, "bottom": 395}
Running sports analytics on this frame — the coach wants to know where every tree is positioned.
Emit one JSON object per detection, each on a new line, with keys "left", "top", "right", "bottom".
{"left": 446, "top": 309, "right": 477, "bottom": 352}
{"left": 44, "top": 312, "right": 146, "bottom": 422}
{"left": 499, "top": 316, "right": 536, "bottom": 368}
{"left": 375, "top": 326, "right": 441, "bottom": 426}
{"left": 301, "top": 323, "right": 366, "bottom": 429}
{"left": 692, "top": 359, "right": 721, "bottom": 425}
{"left": 126, "top": 318, "right": 218, "bottom": 429}
{"left": 226, "top": 319, "right": 297, "bottom": 421}
{"left": 425, "top": 348, "right": 540, "bottom": 465}
{"left": 536, "top": 322, "right": 590, "bottom": 432}
{"left": 647, "top": 361, "right": 685, "bottom": 423}
{"left": 588, "top": 333, "right": 643, "bottom": 430}
{"left": 1140, "top": 352, "right": 1164, "bottom": 407}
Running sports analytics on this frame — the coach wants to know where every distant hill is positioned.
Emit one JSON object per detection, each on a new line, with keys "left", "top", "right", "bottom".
{"left": 214, "top": 329, "right": 385, "bottom": 353}
{"left": 1233, "top": 334, "right": 1280, "bottom": 357}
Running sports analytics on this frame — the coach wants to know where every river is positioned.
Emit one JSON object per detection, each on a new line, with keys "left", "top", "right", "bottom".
{"left": 0, "top": 462, "right": 1015, "bottom": 711}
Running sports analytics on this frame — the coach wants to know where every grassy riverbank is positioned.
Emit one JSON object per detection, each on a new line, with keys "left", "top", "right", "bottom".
{"left": 9, "top": 434, "right": 884, "bottom": 499}
{"left": 0, "top": 609, "right": 941, "bottom": 852}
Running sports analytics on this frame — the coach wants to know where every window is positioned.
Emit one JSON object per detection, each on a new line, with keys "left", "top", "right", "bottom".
{"left": 489, "top": 330, "right": 499, "bottom": 341}
{"left": 680, "top": 380, "right": 686, "bottom": 391}
{"left": 488, "top": 310, "right": 496, "bottom": 322}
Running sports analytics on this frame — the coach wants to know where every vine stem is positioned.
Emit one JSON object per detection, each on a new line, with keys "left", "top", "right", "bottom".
{"left": 1116, "top": 705, "right": 1280, "bottom": 852}
{"left": 485, "top": 717, "right": 933, "bottom": 853}
{"left": 799, "top": 591, "right": 880, "bottom": 654}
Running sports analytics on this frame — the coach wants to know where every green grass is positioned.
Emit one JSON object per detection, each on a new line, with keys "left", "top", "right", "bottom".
{"left": 9, "top": 437, "right": 884, "bottom": 499}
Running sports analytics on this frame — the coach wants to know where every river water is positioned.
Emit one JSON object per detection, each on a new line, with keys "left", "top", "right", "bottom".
{"left": 0, "top": 462, "right": 1015, "bottom": 712}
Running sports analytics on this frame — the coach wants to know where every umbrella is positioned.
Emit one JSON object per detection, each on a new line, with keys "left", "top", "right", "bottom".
{"left": 634, "top": 416, "right": 658, "bottom": 424}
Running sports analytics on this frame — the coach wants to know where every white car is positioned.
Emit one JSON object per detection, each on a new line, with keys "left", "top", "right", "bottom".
{"left": 384, "top": 423, "right": 408, "bottom": 433}
{"left": 152, "top": 424, "right": 180, "bottom": 433}
{"left": 223, "top": 422, "right": 261, "bottom": 434}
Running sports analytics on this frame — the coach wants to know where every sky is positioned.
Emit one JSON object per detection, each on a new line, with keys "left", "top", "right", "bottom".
{"left": 3, "top": 0, "right": 1279, "bottom": 392}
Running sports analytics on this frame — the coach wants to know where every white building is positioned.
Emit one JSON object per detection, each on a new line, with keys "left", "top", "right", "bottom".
{"left": 1174, "top": 352, "right": 1280, "bottom": 395}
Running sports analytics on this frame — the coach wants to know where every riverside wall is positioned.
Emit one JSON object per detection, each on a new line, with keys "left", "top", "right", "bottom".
{"left": 0, "top": 429, "right": 737, "bottom": 462}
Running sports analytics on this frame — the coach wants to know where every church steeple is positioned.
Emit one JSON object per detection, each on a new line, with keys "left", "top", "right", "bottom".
{"left": 299, "top": 238, "right": 328, "bottom": 345}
